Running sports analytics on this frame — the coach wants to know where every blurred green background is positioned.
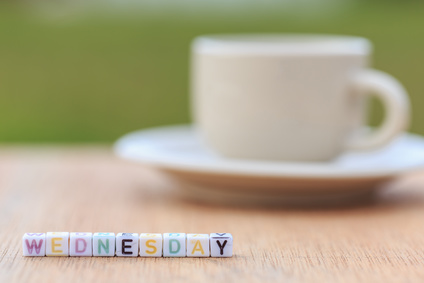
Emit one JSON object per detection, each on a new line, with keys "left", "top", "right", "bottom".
{"left": 0, "top": 0, "right": 423, "bottom": 143}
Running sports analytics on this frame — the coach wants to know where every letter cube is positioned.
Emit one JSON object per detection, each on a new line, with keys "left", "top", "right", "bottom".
{"left": 93, "top": 233, "right": 116, "bottom": 257}
{"left": 210, "top": 233, "right": 233, "bottom": 257}
{"left": 187, "top": 234, "right": 210, "bottom": 257}
{"left": 139, "top": 233, "right": 163, "bottom": 257}
{"left": 116, "top": 233, "right": 138, "bottom": 257}
{"left": 70, "top": 232, "right": 92, "bottom": 256}
{"left": 163, "top": 233, "right": 186, "bottom": 257}
{"left": 22, "top": 233, "right": 46, "bottom": 256}
{"left": 46, "top": 232, "right": 69, "bottom": 256}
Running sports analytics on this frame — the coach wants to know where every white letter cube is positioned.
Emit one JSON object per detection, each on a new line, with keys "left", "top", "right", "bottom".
{"left": 22, "top": 233, "right": 46, "bottom": 256}
{"left": 210, "top": 233, "right": 233, "bottom": 257}
{"left": 139, "top": 233, "right": 163, "bottom": 257}
{"left": 187, "top": 234, "right": 210, "bottom": 257}
{"left": 93, "top": 233, "right": 116, "bottom": 256}
{"left": 70, "top": 232, "right": 92, "bottom": 256}
{"left": 163, "top": 233, "right": 186, "bottom": 257}
{"left": 46, "top": 232, "right": 69, "bottom": 256}
{"left": 116, "top": 233, "right": 138, "bottom": 257}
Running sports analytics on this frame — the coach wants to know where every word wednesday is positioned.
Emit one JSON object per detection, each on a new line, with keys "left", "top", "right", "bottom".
{"left": 22, "top": 233, "right": 233, "bottom": 257}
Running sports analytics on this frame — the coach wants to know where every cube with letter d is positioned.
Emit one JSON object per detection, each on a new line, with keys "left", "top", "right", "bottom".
{"left": 163, "top": 233, "right": 186, "bottom": 257}
{"left": 93, "top": 232, "right": 115, "bottom": 257}
{"left": 22, "top": 233, "right": 46, "bottom": 256}
{"left": 139, "top": 233, "right": 163, "bottom": 257}
{"left": 46, "top": 232, "right": 69, "bottom": 256}
{"left": 70, "top": 232, "right": 93, "bottom": 256}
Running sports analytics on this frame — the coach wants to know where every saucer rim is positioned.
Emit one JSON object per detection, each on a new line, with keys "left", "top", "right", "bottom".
{"left": 114, "top": 124, "right": 424, "bottom": 180}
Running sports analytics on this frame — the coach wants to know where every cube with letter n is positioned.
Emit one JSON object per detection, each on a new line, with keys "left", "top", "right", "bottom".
{"left": 93, "top": 232, "right": 115, "bottom": 257}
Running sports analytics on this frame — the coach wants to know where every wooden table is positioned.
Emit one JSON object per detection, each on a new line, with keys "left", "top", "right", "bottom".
{"left": 1, "top": 146, "right": 424, "bottom": 282}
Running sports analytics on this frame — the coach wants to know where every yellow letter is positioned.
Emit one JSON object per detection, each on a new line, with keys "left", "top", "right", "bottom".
{"left": 191, "top": 240, "right": 204, "bottom": 255}
{"left": 146, "top": 239, "right": 157, "bottom": 255}
{"left": 52, "top": 238, "right": 62, "bottom": 253}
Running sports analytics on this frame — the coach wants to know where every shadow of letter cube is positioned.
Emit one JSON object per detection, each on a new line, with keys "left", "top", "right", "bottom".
{"left": 46, "top": 232, "right": 69, "bottom": 256}
{"left": 93, "top": 233, "right": 116, "bottom": 256}
{"left": 139, "top": 233, "right": 163, "bottom": 257}
{"left": 210, "top": 233, "right": 233, "bottom": 257}
{"left": 116, "top": 233, "right": 139, "bottom": 257}
{"left": 22, "top": 233, "right": 46, "bottom": 256}
{"left": 70, "top": 233, "right": 93, "bottom": 256}
{"left": 187, "top": 234, "right": 210, "bottom": 257}
{"left": 163, "top": 233, "right": 186, "bottom": 257}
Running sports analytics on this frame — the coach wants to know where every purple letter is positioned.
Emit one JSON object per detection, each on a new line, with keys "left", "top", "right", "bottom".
{"left": 75, "top": 238, "right": 87, "bottom": 253}
{"left": 25, "top": 239, "right": 44, "bottom": 255}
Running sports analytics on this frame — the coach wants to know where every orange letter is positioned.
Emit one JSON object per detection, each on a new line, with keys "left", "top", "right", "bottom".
{"left": 191, "top": 240, "right": 204, "bottom": 255}
{"left": 146, "top": 240, "right": 157, "bottom": 255}
{"left": 52, "top": 238, "right": 62, "bottom": 253}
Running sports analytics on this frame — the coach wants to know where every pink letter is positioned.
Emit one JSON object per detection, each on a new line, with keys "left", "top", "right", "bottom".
{"left": 75, "top": 238, "right": 87, "bottom": 253}
{"left": 25, "top": 239, "right": 44, "bottom": 255}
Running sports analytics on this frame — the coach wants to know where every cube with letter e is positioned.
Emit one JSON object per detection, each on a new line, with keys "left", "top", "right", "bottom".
{"left": 116, "top": 233, "right": 139, "bottom": 257}
{"left": 46, "top": 232, "right": 69, "bottom": 256}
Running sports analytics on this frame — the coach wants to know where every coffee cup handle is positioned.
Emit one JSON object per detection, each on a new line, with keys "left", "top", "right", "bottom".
{"left": 347, "top": 69, "right": 410, "bottom": 150}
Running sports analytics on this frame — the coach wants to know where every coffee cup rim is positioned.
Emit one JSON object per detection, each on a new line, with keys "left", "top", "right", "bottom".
{"left": 192, "top": 33, "right": 372, "bottom": 56}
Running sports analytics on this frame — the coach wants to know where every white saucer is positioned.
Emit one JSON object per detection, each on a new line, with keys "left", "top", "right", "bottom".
{"left": 114, "top": 125, "right": 424, "bottom": 204}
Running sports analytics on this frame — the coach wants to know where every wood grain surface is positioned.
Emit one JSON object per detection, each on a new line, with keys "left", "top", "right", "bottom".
{"left": 1, "top": 146, "right": 424, "bottom": 283}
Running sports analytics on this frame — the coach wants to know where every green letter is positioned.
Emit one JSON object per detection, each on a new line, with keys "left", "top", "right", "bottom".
{"left": 98, "top": 239, "right": 109, "bottom": 254}
{"left": 169, "top": 239, "right": 181, "bottom": 254}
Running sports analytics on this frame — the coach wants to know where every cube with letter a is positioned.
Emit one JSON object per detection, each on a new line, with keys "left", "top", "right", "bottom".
{"left": 210, "top": 233, "right": 233, "bottom": 257}
{"left": 22, "top": 233, "right": 46, "bottom": 256}
{"left": 187, "top": 234, "right": 210, "bottom": 257}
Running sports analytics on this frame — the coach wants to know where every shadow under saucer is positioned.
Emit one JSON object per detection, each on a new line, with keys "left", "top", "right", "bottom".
{"left": 165, "top": 169, "right": 388, "bottom": 207}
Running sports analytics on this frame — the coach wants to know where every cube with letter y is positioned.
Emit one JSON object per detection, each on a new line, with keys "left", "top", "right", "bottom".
{"left": 139, "top": 233, "right": 163, "bottom": 257}
{"left": 70, "top": 232, "right": 93, "bottom": 256}
{"left": 163, "top": 233, "right": 186, "bottom": 257}
{"left": 93, "top": 232, "right": 115, "bottom": 257}
{"left": 46, "top": 232, "right": 69, "bottom": 256}
{"left": 187, "top": 234, "right": 210, "bottom": 257}
{"left": 210, "top": 233, "right": 233, "bottom": 257}
{"left": 22, "top": 233, "right": 46, "bottom": 256}
{"left": 116, "top": 233, "right": 139, "bottom": 257}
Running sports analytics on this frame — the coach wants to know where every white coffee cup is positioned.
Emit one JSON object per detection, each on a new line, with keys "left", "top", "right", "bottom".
{"left": 191, "top": 34, "right": 410, "bottom": 162}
